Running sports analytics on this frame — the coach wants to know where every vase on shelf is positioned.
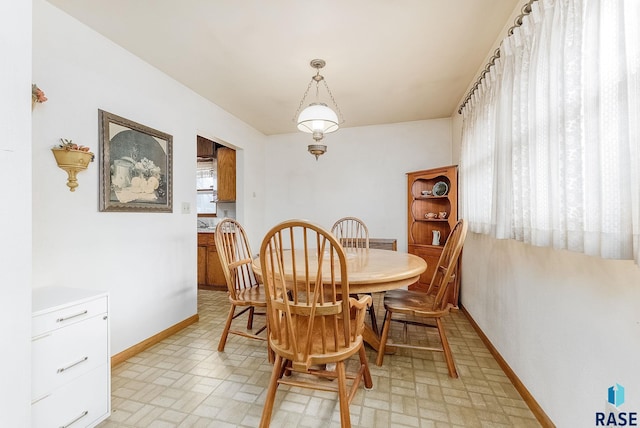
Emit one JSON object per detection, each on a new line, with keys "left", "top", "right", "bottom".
{"left": 432, "top": 230, "right": 441, "bottom": 246}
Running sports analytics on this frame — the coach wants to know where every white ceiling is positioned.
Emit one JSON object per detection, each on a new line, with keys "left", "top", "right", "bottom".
{"left": 46, "top": 0, "right": 520, "bottom": 135}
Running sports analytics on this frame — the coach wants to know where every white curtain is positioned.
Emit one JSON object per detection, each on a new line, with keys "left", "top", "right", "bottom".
{"left": 460, "top": 0, "right": 640, "bottom": 264}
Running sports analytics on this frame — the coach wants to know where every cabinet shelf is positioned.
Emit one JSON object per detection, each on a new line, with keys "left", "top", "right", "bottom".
{"left": 412, "top": 243, "right": 444, "bottom": 249}
{"left": 414, "top": 195, "right": 449, "bottom": 200}
{"left": 415, "top": 218, "right": 449, "bottom": 222}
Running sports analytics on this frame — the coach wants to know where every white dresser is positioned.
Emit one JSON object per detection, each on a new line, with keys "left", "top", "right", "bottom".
{"left": 32, "top": 287, "right": 110, "bottom": 428}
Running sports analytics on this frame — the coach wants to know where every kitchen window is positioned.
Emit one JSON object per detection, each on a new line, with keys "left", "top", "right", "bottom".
{"left": 196, "top": 159, "right": 216, "bottom": 215}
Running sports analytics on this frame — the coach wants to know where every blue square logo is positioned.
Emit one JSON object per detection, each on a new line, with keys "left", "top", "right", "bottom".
{"left": 608, "top": 384, "right": 625, "bottom": 408}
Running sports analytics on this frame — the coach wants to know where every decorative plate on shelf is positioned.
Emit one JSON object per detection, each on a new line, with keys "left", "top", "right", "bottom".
{"left": 432, "top": 181, "right": 449, "bottom": 196}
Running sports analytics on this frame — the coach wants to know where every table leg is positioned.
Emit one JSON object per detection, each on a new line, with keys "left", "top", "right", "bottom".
{"left": 362, "top": 324, "right": 396, "bottom": 354}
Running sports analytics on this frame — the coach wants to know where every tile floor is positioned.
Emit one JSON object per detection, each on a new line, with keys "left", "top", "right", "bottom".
{"left": 98, "top": 289, "right": 541, "bottom": 427}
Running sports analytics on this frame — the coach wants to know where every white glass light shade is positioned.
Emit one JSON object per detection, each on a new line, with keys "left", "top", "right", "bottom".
{"left": 297, "top": 103, "right": 339, "bottom": 134}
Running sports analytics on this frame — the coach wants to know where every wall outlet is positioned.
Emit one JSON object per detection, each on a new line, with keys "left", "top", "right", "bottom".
{"left": 181, "top": 202, "right": 190, "bottom": 214}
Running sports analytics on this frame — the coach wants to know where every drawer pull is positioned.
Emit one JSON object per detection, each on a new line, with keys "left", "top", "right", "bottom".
{"left": 32, "top": 333, "right": 51, "bottom": 342}
{"left": 57, "top": 356, "right": 88, "bottom": 373}
{"left": 56, "top": 310, "right": 88, "bottom": 323}
{"left": 31, "top": 393, "right": 51, "bottom": 405}
{"left": 60, "top": 410, "right": 88, "bottom": 428}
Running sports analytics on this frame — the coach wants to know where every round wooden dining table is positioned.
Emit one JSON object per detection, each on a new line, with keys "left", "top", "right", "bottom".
{"left": 252, "top": 248, "right": 427, "bottom": 351}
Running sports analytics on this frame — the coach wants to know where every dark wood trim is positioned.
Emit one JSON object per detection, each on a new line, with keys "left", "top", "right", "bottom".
{"left": 460, "top": 305, "right": 555, "bottom": 428}
{"left": 111, "top": 314, "right": 199, "bottom": 368}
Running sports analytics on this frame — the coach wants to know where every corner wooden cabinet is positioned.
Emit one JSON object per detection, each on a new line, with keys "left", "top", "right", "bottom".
{"left": 198, "top": 233, "right": 226, "bottom": 288}
{"left": 407, "top": 165, "right": 459, "bottom": 304}
{"left": 31, "top": 286, "right": 110, "bottom": 428}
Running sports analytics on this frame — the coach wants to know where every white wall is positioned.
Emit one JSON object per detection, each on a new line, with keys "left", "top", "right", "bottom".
{"left": 0, "top": 2, "right": 33, "bottom": 426}
{"left": 264, "top": 119, "right": 452, "bottom": 249}
{"left": 459, "top": 233, "right": 640, "bottom": 427}
{"left": 32, "top": 0, "right": 266, "bottom": 355}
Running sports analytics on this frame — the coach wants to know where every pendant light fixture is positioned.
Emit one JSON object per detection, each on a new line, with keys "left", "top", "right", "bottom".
{"left": 293, "top": 59, "right": 343, "bottom": 160}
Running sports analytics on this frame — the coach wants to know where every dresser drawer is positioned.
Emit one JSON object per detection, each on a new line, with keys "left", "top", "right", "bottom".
{"left": 32, "top": 296, "right": 107, "bottom": 337}
{"left": 32, "top": 314, "right": 108, "bottom": 401}
{"left": 32, "top": 364, "right": 109, "bottom": 428}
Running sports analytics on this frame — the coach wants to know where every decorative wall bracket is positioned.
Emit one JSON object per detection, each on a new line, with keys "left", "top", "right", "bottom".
{"left": 51, "top": 147, "right": 94, "bottom": 192}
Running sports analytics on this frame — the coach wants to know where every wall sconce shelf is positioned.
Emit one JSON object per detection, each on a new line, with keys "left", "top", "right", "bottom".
{"left": 51, "top": 148, "right": 94, "bottom": 192}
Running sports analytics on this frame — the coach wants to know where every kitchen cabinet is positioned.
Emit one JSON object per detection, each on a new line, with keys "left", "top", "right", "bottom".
{"left": 31, "top": 286, "right": 110, "bottom": 428}
{"left": 216, "top": 147, "right": 236, "bottom": 202}
{"left": 407, "top": 165, "right": 460, "bottom": 305}
{"left": 198, "top": 233, "right": 226, "bottom": 288}
{"left": 196, "top": 138, "right": 235, "bottom": 215}
{"left": 197, "top": 136, "right": 214, "bottom": 158}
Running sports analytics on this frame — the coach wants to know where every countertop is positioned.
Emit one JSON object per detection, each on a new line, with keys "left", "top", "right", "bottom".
{"left": 197, "top": 228, "right": 216, "bottom": 233}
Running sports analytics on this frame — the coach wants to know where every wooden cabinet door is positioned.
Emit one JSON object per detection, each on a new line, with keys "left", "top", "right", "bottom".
{"left": 408, "top": 244, "right": 460, "bottom": 306}
{"left": 197, "top": 245, "right": 207, "bottom": 285}
{"left": 217, "top": 147, "right": 236, "bottom": 202}
{"left": 206, "top": 246, "right": 226, "bottom": 286}
{"left": 408, "top": 244, "right": 441, "bottom": 292}
{"left": 197, "top": 136, "right": 214, "bottom": 158}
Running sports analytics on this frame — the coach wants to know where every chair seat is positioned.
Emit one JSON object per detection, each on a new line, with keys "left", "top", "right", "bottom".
{"left": 271, "top": 317, "right": 363, "bottom": 368}
{"left": 231, "top": 286, "right": 267, "bottom": 307}
{"left": 383, "top": 289, "right": 450, "bottom": 317}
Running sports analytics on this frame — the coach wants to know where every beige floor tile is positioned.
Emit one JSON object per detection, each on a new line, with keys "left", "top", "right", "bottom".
{"left": 98, "top": 289, "right": 541, "bottom": 427}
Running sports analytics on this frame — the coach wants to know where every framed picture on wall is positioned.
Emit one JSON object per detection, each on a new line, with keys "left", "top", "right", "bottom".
{"left": 98, "top": 110, "right": 173, "bottom": 212}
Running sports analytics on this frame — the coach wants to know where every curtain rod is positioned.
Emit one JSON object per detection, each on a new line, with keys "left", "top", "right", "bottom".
{"left": 457, "top": 0, "right": 538, "bottom": 114}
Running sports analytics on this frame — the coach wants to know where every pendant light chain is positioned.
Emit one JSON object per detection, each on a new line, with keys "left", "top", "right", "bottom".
{"left": 292, "top": 61, "right": 344, "bottom": 124}
{"left": 292, "top": 79, "right": 315, "bottom": 122}
{"left": 321, "top": 79, "right": 344, "bottom": 124}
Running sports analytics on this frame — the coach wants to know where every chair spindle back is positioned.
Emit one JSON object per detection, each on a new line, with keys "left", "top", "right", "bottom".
{"left": 260, "top": 220, "right": 364, "bottom": 371}
{"left": 427, "top": 219, "right": 468, "bottom": 311}
{"left": 215, "top": 218, "right": 259, "bottom": 300}
{"left": 331, "top": 217, "right": 369, "bottom": 250}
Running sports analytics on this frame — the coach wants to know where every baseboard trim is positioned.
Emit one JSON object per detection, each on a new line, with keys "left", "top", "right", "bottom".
{"left": 111, "top": 314, "right": 199, "bottom": 368}
{"left": 460, "top": 305, "right": 555, "bottom": 428}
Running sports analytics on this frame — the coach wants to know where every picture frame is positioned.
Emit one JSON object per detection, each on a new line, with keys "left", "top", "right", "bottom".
{"left": 99, "top": 110, "right": 173, "bottom": 212}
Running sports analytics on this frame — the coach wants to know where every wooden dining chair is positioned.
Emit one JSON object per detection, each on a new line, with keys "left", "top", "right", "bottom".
{"left": 214, "top": 218, "right": 268, "bottom": 353}
{"left": 259, "top": 219, "right": 372, "bottom": 428}
{"left": 331, "top": 216, "right": 369, "bottom": 250}
{"left": 330, "top": 217, "right": 379, "bottom": 336}
{"left": 375, "top": 219, "right": 468, "bottom": 378}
